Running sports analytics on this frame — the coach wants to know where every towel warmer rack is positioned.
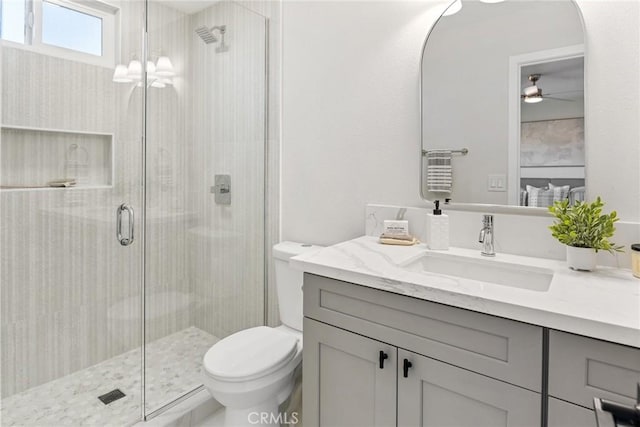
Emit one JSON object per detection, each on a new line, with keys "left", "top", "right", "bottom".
{"left": 422, "top": 148, "right": 469, "bottom": 156}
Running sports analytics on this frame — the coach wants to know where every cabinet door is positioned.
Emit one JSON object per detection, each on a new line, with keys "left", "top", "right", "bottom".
{"left": 549, "top": 330, "right": 640, "bottom": 409}
{"left": 303, "top": 318, "right": 397, "bottom": 427}
{"left": 397, "top": 349, "right": 540, "bottom": 427}
{"left": 548, "top": 397, "right": 596, "bottom": 427}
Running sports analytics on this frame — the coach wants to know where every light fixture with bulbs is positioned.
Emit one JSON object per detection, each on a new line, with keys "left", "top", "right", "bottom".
{"left": 112, "top": 55, "right": 175, "bottom": 88}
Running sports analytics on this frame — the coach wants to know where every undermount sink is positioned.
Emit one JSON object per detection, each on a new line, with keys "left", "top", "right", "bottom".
{"left": 403, "top": 253, "right": 554, "bottom": 292}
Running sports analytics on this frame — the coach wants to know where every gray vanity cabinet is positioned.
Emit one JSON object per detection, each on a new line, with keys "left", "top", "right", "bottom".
{"left": 303, "top": 274, "right": 543, "bottom": 427}
{"left": 302, "top": 273, "right": 640, "bottom": 427}
{"left": 303, "top": 318, "right": 397, "bottom": 427}
{"left": 397, "top": 349, "right": 541, "bottom": 427}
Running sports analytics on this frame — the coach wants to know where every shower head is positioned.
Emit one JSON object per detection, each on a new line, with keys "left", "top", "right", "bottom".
{"left": 195, "top": 26, "right": 217, "bottom": 44}
{"left": 195, "top": 25, "right": 227, "bottom": 45}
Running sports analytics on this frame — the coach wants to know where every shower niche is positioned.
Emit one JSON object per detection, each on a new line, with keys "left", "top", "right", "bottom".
{"left": 0, "top": 125, "right": 113, "bottom": 190}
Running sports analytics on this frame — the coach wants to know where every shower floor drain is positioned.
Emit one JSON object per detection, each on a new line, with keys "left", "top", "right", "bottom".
{"left": 98, "top": 389, "right": 126, "bottom": 405}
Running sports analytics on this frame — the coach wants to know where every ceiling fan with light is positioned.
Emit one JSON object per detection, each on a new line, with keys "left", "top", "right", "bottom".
{"left": 521, "top": 74, "right": 578, "bottom": 103}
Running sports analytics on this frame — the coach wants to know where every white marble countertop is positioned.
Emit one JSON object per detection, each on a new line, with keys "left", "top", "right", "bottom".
{"left": 291, "top": 236, "right": 640, "bottom": 348}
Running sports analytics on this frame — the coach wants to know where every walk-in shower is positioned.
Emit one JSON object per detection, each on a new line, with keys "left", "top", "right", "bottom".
{"left": 0, "top": 1, "right": 267, "bottom": 425}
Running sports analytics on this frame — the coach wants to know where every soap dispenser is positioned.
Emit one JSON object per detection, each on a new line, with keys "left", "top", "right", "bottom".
{"left": 426, "top": 200, "right": 449, "bottom": 250}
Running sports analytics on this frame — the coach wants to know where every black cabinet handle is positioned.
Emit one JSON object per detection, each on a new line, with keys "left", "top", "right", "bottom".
{"left": 379, "top": 351, "right": 388, "bottom": 369}
{"left": 403, "top": 358, "right": 413, "bottom": 378}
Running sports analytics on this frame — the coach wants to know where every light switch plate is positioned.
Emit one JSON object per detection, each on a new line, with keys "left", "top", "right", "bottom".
{"left": 487, "top": 174, "right": 507, "bottom": 192}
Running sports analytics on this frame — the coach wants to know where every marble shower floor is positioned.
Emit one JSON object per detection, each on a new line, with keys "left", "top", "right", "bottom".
{"left": 1, "top": 327, "right": 218, "bottom": 427}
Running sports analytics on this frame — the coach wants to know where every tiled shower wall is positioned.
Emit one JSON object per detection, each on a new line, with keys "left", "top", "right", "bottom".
{"left": 145, "top": 1, "right": 192, "bottom": 346}
{"left": 186, "top": 2, "right": 267, "bottom": 339}
{"left": 237, "top": 0, "right": 283, "bottom": 329}
{"left": 0, "top": 0, "right": 146, "bottom": 397}
{"left": 1, "top": 0, "right": 279, "bottom": 399}
{"left": 145, "top": 0, "right": 279, "bottom": 345}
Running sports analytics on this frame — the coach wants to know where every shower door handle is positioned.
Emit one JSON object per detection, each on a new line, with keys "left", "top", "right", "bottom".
{"left": 116, "top": 204, "right": 134, "bottom": 246}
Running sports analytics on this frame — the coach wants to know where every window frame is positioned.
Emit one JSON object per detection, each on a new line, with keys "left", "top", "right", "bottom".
{"left": 1, "top": 0, "right": 118, "bottom": 68}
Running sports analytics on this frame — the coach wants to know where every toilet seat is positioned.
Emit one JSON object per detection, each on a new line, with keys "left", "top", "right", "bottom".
{"left": 203, "top": 326, "right": 298, "bottom": 382}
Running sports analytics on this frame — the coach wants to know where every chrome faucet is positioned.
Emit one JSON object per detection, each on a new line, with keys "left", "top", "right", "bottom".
{"left": 479, "top": 214, "right": 495, "bottom": 257}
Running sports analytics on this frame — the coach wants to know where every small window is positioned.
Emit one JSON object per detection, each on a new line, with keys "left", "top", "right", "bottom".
{"left": 0, "top": 0, "right": 117, "bottom": 67}
{"left": 1, "top": 0, "right": 26, "bottom": 44}
{"left": 42, "top": 1, "right": 103, "bottom": 56}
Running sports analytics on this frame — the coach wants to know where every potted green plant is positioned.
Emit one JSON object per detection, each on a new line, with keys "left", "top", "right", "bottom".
{"left": 548, "top": 197, "right": 623, "bottom": 271}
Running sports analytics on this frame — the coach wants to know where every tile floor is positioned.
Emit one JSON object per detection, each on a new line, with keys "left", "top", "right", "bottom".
{"left": 1, "top": 327, "right": 217, "bottom": 427}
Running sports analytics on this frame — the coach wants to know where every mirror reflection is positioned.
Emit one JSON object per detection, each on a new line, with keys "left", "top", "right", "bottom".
{"left": 519, "top": 57, "right": 585, "bottom": 207}
{"left": 421, "top": 0, "right": 585, "bottom": 208}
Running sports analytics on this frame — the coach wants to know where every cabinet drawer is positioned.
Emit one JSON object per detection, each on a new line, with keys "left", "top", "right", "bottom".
{"left": 549, "top": 330, "right": 640, "bottom": 409}
{"left": 548, "top": 398, "right": 596, "bottom": 427}
{"left": 304, "top": 274, "right": 542, "bottom": 391}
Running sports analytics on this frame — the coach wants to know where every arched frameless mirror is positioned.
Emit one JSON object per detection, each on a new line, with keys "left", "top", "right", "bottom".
{"left": 420, "top": 0, "right": 585, "bottom": 212}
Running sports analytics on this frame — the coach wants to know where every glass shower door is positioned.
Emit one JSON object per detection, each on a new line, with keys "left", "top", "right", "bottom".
{"left": 0, "top": 0, "right": 146, "bottom": 425}
{"left": 143, "top": 0, "right": 268, "bottom": 416}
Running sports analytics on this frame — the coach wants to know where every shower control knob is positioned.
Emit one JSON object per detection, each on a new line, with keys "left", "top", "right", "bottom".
{"left": 212, "top": 175, "right": 231, "bottom": 205}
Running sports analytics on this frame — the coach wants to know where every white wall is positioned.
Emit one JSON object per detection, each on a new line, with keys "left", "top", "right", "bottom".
{"left": 282, "top": 1, "right": 439, "bottom": 245}
{"left": 580, "top": 0, "right": 640, "bottom": 223}
{"left": 282, "top": 0, "right": 640, "bottom": 247}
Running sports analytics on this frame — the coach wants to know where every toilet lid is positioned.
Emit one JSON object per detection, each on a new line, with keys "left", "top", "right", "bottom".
{"left": 203, "top": 326, "right": 298, "bottom": 382}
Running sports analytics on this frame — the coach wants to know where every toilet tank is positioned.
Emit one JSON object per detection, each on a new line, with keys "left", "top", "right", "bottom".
{"left": 273, "top": 242, "right": 324, "bottom": 331}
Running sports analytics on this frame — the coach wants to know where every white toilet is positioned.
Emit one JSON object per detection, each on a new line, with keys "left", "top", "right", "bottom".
{"left": 202, "top": 241, "right": 322, "bottom": 426}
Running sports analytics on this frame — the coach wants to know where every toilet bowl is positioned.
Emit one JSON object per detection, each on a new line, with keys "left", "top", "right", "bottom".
{"left": 202, "top": 242, "right": 322, "bottom": 427}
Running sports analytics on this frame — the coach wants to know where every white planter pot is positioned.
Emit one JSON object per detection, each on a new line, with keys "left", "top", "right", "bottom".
{"left": 566, "top": 246, "right": 597, "bottom": 271}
